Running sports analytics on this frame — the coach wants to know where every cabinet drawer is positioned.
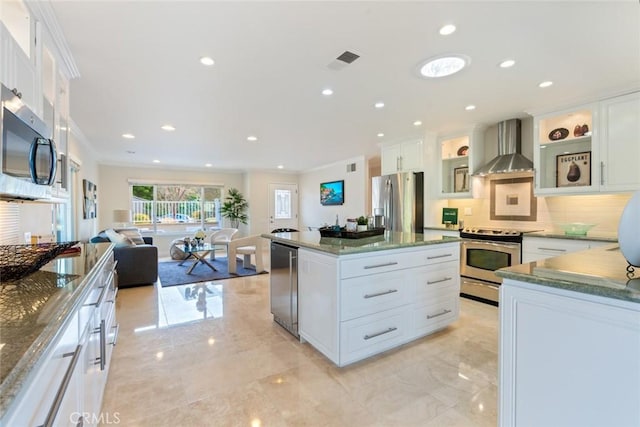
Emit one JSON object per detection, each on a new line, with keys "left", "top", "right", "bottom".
{"left": 523, "top": 237, "right": 590, "bottom": 256}
{"left": 414, "top": 263, "right": 459, "bottom": 301}
{"left": 341, "top": 270, "right": 411, "bottom": 320}
{"left": 340, "top": 244, "right": 459, "bottom": 279}
{"left": 340, "top": 306, "right": 410, "bottom": 366}
{"left": 412, "top": 294, "right": 459, "bottom": 338}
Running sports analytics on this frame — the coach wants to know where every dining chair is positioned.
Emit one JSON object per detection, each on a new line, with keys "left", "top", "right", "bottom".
{"left": 209, "top": 228, "right": 238, "bottom": 260}
{"left": 227, "top": 235, "right": 265, "bottom": 274}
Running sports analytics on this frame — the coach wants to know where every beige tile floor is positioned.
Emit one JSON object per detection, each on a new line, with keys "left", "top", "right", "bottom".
{"left": 101, "top": 273, "right": 498, "bottom": 427}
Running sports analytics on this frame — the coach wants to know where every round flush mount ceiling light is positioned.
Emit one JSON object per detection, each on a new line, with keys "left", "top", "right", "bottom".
{"left": 122, "top": 133, "right": 135, "bottom": 139}
{"left": 200, "top": 56, "right": 215, "bottom": 66}
{"left": 539, "top": 80, "right": 553, "bottom": 88}
{"left": 322, "top": 88, "right": 333, "bottom": 96}
{"left": 439, "top": 24, "right": 456, "bottom": 35}
{"left": 419, "top": 54, "right": 469, "bottom": 78}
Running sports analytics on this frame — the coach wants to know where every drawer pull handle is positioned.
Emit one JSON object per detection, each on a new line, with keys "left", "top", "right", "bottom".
{"left": 363, "top": 261, "right": 398, "bottom": 269}
{"left": 42, "top": 345, "right": 82, "bottom": 427}
{"left": 427, "top": 309, "right": 452, "bottom": 319}
{"left": 427, "top": 254, "right": 452, "bottom": 260}
{"left": 364, "top": 327, "right": 397, "bottom": 340}
{"left": 427, "top": 277, "right": 452, "bottom": 285}
{"left": 106, "top": 287, "right": 119, "bottom": 304}
{"left": 364, "top": 289, "right": 398, "bottom": 299}
{"left": 537, "top": 247, "right": 567, "bottom": 252}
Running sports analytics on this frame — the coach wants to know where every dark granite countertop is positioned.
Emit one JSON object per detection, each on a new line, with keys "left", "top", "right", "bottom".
{"left": 496, "top": 244, "right": 639, "bottom": 304}
{"left": 262, "top": 230, "right": 460, "bottom": 255}
{"left": 0, "top": 243, "right": 113, "bottom": 419}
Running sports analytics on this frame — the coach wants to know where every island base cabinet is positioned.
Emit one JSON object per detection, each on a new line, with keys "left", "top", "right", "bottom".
{"left": 499, "top": 280, "right": 640, "bottom": 427}
{"left": 412, "top": 291, "right": 459, "bottom": 338}
{"left": 339, "top": 307, "right": 410, "bottom": 366}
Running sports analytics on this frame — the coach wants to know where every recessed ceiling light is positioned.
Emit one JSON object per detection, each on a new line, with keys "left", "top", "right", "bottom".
{"left": 122, "top": 133, "right": 135, "bottom": 139}
{"left": 152, "top": 159, "right": 160, "bottom": 163}
{"left": 205, "top": 163, "right": 212, "bottom": 167}
{"left": 126, "top": 150, "right": 136, "bottom": 154}
{"left": 277, "top": 165, "right": 284, "bottom": 169}
{"left": 539, "top": 81, "right": 553, "bottom": 88}
{"left": 322, "top": 88, "right": 333, "bottom": 96}
{"left": 161, "top": 124, "right": 175, "bottom": 131}
{"left": 374, "top": 102, "right": 385, "bottom": 109}
{"left": 200, "top": 56, "right": 215, "bottom": 66}
{"left": 439, "top": 24, "right": 456, "bottom": 35}
{"left": 377, "top": 133, "right": 385, "bottom": 137}
{"left": 499, "top": 59, "right": 516, "bottom": 68}
{"left": 413, "top": 120, "right": 422, "bottom": 126}
{"left": 247, "top": 136, "right": 258, "bottom": 142}
{"left": 465, "top": 105, "right": 476, "bottom": 111}
{"left": 419, "top": 54, "right": 469, "bottom": 78}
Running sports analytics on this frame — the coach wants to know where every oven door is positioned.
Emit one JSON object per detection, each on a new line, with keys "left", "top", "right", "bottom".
{"left": 460, "top": 239, "right": 521, "bottom": 284}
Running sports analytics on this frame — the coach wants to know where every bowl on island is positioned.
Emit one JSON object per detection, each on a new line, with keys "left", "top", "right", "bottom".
{"left": 558, "top": 223, "right": 596, "bottom": 236}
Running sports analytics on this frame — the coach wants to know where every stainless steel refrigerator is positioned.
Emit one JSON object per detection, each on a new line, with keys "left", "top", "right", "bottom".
{"left": 270, "top": 241, "right": 299, "bottom": 338}
{"left": 371, "top": 172, "right": 424, "bottom": 233}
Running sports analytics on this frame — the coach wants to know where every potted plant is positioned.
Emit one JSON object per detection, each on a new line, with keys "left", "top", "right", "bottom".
{"left": 356, "top": 216, "right": 368, "bottom": 232}
{"left": 221, "top": 188, "right": 248, "bottom": 228}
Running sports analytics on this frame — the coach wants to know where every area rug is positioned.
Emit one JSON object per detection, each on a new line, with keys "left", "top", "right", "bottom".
{"left": 158, "top": 257, "right": 267, "bottom": 287}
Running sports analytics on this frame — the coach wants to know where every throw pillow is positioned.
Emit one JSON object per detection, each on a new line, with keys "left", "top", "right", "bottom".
{"left": 118, "top": 229, "right": 145, "bottom": 245}
{"left": 105, "top": 228, "right": 135, "bottom": 248}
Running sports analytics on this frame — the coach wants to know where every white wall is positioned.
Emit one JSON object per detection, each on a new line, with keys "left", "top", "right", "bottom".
{"left": 244, "top": 170, "right": 298, "bottom": 235}
{"left": 299, "top": 155, "right": 367, "bottom": 228}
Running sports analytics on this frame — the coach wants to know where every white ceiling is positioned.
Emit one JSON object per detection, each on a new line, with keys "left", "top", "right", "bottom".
{"left": 49, "top": 1, "right": 640, "bottom": 173}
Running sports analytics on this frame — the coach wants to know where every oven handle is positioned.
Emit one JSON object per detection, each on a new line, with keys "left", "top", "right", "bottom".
{"left": 461, "top": 239, "right": 521, "bottom": 250}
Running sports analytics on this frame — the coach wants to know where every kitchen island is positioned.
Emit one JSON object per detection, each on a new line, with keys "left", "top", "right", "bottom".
{"left": 0, "top": 243, "right": 116, "bottom": 426}
{"left": 263, "top": 231, "right": 460, "bottom": 367}
{"left": 496, "top": 245, "right": 640, "bottom": 427}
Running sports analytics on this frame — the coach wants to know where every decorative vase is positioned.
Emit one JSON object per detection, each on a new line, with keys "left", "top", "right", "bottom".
{"left": 618, "top": 190, "right": 640, "bottom": 270}
{"left": 357, "top": 225, "right": 367, "bottom": 232}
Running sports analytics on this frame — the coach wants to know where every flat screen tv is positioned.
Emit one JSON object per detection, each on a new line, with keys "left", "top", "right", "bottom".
{"left": 320, "top": 180, "right": 344, "bottom": 205}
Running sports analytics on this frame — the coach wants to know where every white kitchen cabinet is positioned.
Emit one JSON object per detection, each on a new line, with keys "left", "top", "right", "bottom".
{"left": 381, "top": 139, "right": 423, "bottom": 174}
{"left": 522, "top": 236, "right": 609, "bottom": 263}
{"left": 298, "top": 242, "right": 460, "bottom": 367}
{"left": 533, "top": 91, "right": 640, "bottom": 196}
{"left": 437, "top": 126, "right": 485, "bottom": 198}
{"left": 599, "top": 91, "right": 640, "bottom": 192}
{"left": 499, "top": 279, "right": 640, "bottom": 427}
{"left": 0, "top": 18, "right": 40, "bottom": 115}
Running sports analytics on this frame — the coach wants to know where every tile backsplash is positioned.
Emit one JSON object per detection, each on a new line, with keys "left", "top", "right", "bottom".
{"left": 448, "top": 189, "right": 632, "bottom": 236}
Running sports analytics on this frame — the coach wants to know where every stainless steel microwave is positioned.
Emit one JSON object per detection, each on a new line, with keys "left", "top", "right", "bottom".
{"left": 0, "top": 84, "right": 56, "bottom": 200}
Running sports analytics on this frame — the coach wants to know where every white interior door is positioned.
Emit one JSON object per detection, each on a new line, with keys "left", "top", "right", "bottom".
{"left": 268, "top": 183, "right": 298, "bottom": 232}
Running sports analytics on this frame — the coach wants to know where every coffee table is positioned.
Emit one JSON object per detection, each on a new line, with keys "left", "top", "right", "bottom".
{"left": 178, "top": 243, "right": 217, "bottom": 274}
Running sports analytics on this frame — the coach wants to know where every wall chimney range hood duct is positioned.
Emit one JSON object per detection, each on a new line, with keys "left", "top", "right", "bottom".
{"left": 473, "top": 118, "right": 534, "bottom": 176}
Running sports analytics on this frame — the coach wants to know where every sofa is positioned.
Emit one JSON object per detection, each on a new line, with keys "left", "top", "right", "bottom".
{"left": 90, "top": 228, "right": 158, "bottom": 288}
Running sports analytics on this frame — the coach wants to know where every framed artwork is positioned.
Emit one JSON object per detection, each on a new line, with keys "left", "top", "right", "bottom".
{"left": 320, "top": 180, "right": 344, "bottom": 205}
{"left": 490, "top": 177, "right": 537, "bottom": 221}
{"left": 556, "top": 151, "right": 591, "bottom": 187}
{"left": 83, "top": 179, "right": 97, "bottom": 219}
{"left": 454, "top": 167, "right": 469, "bottom": 193}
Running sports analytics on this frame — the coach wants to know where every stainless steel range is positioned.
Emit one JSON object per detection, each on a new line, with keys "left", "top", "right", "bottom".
{"left": 459, "top": 227, "right": 523, "bottom": 305}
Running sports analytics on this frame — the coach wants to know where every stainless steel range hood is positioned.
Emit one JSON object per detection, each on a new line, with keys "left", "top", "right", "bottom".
{"left": 473, "top": 118, "right": 533, "bottom": 176}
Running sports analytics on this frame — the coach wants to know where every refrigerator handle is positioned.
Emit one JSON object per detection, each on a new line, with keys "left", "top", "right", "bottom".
{"left": 386, "top": 179, "right": 393, "bottom": 231}
{"left": 289, "top": 251, "right": 295, "bottom": 325}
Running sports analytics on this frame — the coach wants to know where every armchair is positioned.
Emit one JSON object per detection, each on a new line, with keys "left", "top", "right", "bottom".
{"left": 227, "top": 235, "right": 266, "bottom": 274}
{"left": 209, "top": 228, "right": 238, "bottom": 260}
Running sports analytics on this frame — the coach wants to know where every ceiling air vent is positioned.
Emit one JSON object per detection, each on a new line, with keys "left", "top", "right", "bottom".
{"left": 346, "top": 163, "right": 357, "bottom": 173}
{"left": 328, "top": 50, "right": 360, "bottom": 70}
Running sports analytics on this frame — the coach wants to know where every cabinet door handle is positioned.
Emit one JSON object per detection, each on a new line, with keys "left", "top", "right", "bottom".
{"left": 537, "top": 247, "right": 567, "bottom": 252}
{"left": 363, "top": 289, "right": 398, "bottom": 299}
{"left": 111, "top": 323, "right": 120, "bottom": 346}
{"left": 364, "top": 327, "right": 397, "bottom": 340}
{"left": 42, "top": 345, "right": 82, "bottom": 427}
{"left": 600, "top": 161, "right": 605, "bottom": 185}
{"left": 363, "top": 261, "right": 398, "bottom": 269}
{"left": 396, "top": 157, "right": 400, "bottom": 171}
{"left": 427, "top": 309, "right": 452, "bottom": 319}
{"left": 427, "top": 277, "right": 452, "bottom": 285}
{"left": 427, "top": 254, "right": 452, "bottom": 260}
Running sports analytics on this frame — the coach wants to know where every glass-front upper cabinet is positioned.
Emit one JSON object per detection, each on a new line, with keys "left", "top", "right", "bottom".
{"left": 438, "top": 126, "right": 484, "bottom": 198}
{"left": 533, "top": 104, "right": 598, "bottom": 195}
